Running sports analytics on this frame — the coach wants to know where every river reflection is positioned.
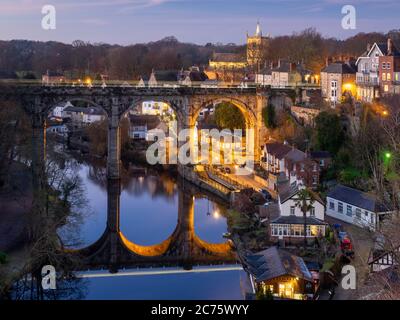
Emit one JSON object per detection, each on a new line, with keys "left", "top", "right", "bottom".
{"left": 60, "top": 162, "right": 229, "bottom": 248}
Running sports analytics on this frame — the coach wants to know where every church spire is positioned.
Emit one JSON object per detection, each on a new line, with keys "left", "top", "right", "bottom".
{"left": 255, "top": 21, "right": 261, "bottom": 36}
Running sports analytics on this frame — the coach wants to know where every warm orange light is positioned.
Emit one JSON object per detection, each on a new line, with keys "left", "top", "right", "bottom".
{"left": 85, "top": 77, "right": 92, "bottom": 86}
{"left": 382, "top": 110, "right": 389, "bottom": 117}
{"left": 343, "top": 83, "right": 353, "bottom": 91}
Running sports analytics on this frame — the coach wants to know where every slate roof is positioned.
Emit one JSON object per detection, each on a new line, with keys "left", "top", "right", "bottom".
{"left": 327, "top": 184, "right": 390, "bottom": 213}
{"left": 321, "top": 62, "right": 356, "bottom": 74}
{"left": 264, "top": 142, "right": 292, "bottom": 159}
{"left": 279, "top": 184, "right": 324, "bottom": 205}
{"left": 152, "top": 70, "right": 180, "bottom": 82}
{"left": 284, "top": 149, "right": 307, "bottom": 163}
{"left": 271, "top": 215, "right": 327, "bottom": 226}
{"left": 244, "top": 247, "right": 313, "bottom": 283}
{"left": 376, "top": 43, "right": 400, "bottom": 56}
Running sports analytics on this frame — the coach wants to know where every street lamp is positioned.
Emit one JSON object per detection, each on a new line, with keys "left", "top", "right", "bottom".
{"left": 385, "top": 152, "right": 392, "bottom": 160}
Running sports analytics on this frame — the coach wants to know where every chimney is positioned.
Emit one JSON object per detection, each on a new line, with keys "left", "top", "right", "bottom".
{"left": 367, "top": 43, "right": 371, "bottom": 52}
{"left": 388, "top": 38, "right": 393, "bottom": 55}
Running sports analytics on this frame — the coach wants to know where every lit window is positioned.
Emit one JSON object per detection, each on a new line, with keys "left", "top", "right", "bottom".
{"left": 382, "top": 73, "right": 386, "bottom": 81}
{"left": 387, "top": 73, "right": 391, "bottom": 81}
{"left": 384, "top": 85, "right": 389, "bottom": 92}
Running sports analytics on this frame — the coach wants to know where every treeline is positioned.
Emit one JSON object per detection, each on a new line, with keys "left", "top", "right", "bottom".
{"left": 1, "top": 29, "right": 400, "bottom": 79}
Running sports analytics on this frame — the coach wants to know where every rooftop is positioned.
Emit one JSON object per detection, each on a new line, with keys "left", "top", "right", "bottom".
{"left": 211, "top": 52, "right": 246, "bottom": 63}
{"left": 271, "top": 215, "right": 326, "bottom": 226}
{"left": 321, "top": 62, "right": 356, "bottom": 74}
{"left": 327, "top": 184, "right": 389, "bottom": 213}
{"left": 244, "top": 247, "right": 313, "bottom": 283}
{"left": 264, "top": 142, "right": 292, "bottom": 159}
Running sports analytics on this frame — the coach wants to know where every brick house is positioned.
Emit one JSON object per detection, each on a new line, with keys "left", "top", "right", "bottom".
{"left": 261, "top": 141, "right": 320, "bottom": 190}
{"left": 379, "top": 39, "right": 400, "bottom": 96}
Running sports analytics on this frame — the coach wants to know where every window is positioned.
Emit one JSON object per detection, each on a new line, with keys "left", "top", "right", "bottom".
{"left": 290, "top": 206, "right": 295, "bottom": 216}
{"left": 382, "top": 73, "right": 386, "bottom": 81}
{"left": 346, "top": 205, "right": 353, "bottom": 217}
{"left": 338, "top": 202, "right": 343, "bottom": 214}
{"left": 356, "top": 208, "right": 361, "bottom": 219}
{"left": 382, "top": 63, "right": 386, "bottom": 69}
{"left": 387, "top": 63, "right": 391, "bottom": 70}
{"left": 331, "top": 81, "right": 337, "bottom": 88}
{"left": 320, "top": 159, "right": 325, "bottom": 167}
{"left": 384, "top": 85, "right": 389, "bottom": 92}
{"left": 329, "top": 201, "right": 335, "bottom": 210}
{"left": 310, "top": 207, "right": 315, "bottom": 217}
{"left": 388, "top": 73, "right": 392, "bottom": 81}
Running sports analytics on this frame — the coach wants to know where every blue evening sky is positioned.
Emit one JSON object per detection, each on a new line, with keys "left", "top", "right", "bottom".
{"left": 0, "top": 0, "right": 399, "bottom": 45}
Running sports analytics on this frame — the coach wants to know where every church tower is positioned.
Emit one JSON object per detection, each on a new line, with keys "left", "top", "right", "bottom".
{"left": 247, "top": 22, "right": 269, "bottom": 69}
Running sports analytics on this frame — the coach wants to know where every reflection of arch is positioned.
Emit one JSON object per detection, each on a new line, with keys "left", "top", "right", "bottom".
{"left": 120, "top": 231, "right": 174, "bottom": 257}
{"left": 191, "top": 97, "right": 256, "bottom": 128}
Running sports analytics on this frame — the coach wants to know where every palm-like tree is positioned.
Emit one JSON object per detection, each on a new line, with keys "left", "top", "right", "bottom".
{"left": 294, "top": 188, "right": 315, "bottom": 249}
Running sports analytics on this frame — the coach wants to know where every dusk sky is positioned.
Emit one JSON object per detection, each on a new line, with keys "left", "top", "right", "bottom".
{"left": 0, "top": 0, "right": 399, "bottom": 45}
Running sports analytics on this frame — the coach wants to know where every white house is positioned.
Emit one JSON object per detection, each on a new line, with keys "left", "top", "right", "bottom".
{"left": 356, "top": 43, "right": 385, "bottom": 102}
{"left": 63, "top": 106, "right": 106, "bottom": 125}
{"left": 51, "top": 101, "right": 74, "bottom": 119}
{"left": 270, "top": 184, "right": 326, "bottom": 241}
{"left": 326, "top": 184, "right": 392, "bottom": 231}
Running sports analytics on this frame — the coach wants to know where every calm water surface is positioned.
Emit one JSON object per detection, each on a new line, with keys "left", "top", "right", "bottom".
{"left": 59, "top": 162, "right": 243, "bottom": 300}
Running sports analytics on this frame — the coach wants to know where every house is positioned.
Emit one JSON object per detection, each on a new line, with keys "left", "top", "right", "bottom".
{"left": 368, "top": 244, "right": 400, "bottom": 273}
{"left": 310, "top": 151, "right": 332, "bottom": 170}
{"left": 261, "top": 141, "right": 320, "bottom": 189}
{"left": 379, "top": 38, "right": 400, "bottom": 96}
{"left": 148, "top": 70, "right": 180, "bottom": 87}
{"left": 326, "top": 184, "right": 392, "bottom": 230}
{"left": 270, "top": 184, "right": 326, "bottom": 242}
{"left": 355, "top": 40, "right": 398, "bottom": 102}
{"left": 268, "top": 61, "right": 312, "bottom": 88}
{"left": 42, "top": 70, "right": 65, "bottom": 85}
{"left": 321, "top": 62, "right": 356, "bottom": 106}
{"left": 51, "top": 101, "right": 74, "bottom": 119}
{"left": 141, "top": 101, "right": 173, "bottom": 117}
{"left": 178, "top": 67, "right": 208, "bottom": 86}
{"left": 243, "top": 246, "right": 316, "bottom": 300}
{"left": 255, "top": 66, "right": 272, "bottom": 86}
{"left": 129, "top": 115, "right": 161, "bottom": 140}
{"left": 63, "top": 106, "right": 106, "bottom": 125}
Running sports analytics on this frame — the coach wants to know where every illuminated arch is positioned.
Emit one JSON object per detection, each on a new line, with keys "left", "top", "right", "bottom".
{"left": 191, "top": 97, "right": 256, "bottom": 128}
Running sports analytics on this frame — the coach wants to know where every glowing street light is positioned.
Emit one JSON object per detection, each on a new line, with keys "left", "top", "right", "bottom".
{"left": 385, "top": 152, "right": 392, "bottom": 160}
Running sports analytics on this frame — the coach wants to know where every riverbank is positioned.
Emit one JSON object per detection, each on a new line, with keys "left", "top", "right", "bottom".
{"left": 0, "top": 163, "right": 32, "bottom": 252}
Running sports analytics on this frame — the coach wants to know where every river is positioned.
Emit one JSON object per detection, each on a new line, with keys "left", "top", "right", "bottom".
{"left": 56, "top": 160, "right": 245, "bottom": 300}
